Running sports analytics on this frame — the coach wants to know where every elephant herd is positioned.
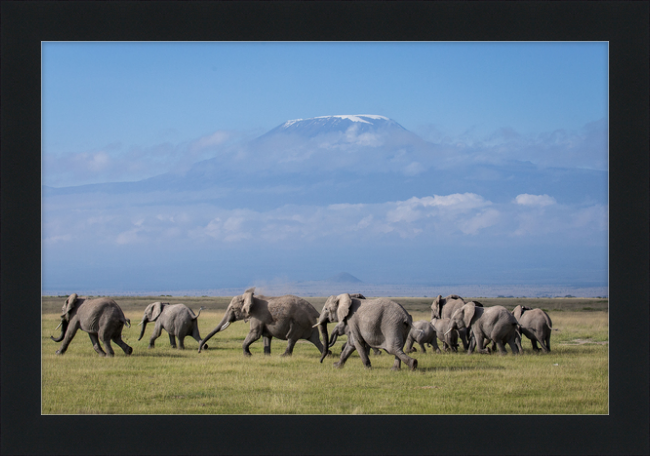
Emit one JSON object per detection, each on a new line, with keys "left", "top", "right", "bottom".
{"left": 50, "top": 291, "right": 555, "bottom": 370}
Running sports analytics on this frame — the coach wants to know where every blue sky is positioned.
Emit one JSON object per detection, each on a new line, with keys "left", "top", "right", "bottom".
{"left": 41, "top": 42, "right": 608, "bottom": 295}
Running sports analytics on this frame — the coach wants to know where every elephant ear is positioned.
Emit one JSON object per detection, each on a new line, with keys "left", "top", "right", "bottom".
{"left": 512, "top": 305, "right": 523, "bottom": 320}
{"left": 336, "top": 293, "right": 353, "bottom": 323}
{"left": 147, "top": 302, "right": 164, "bottom": 321}
{"left": 242, "top": 288, "right": 256, "bottom": 316}
{"left": 463, "top": 303, "right": 476, "bottom": 329}
{"left": 63, "top": 293, "right": 78, "bottom": 317}
{"left": 431, "top": 295, "right": 442, "bottom": 317}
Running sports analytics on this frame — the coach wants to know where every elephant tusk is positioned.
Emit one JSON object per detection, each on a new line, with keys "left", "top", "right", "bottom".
{"left": 138, "top": 321, "right": 143, "bottom": 326}
{"left": 444, "top": 328, "right": 453, "bottom": 335}
{"left": 54, "top": 321, "right": 62, "bottom": 330}
{"left": 221, "top": 321, "right": 230, "bottom": 331}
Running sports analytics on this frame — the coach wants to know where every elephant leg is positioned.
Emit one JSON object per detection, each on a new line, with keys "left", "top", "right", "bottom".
{"left": 88, "top": 333, "right": 106, "bottom": 356}
{"left": 306, "top": 330, "right": 329, "bottom": 357}
{"left": 282, "top": 338, "right": 297, "bottom": 357}
{"left": 169, "top": 334, "right": 178, "bottom": 349}
{"left": 392, "top": 348, "right": 418, "bottom": 371}
{"left": 507, "top": 338, "right": 519, "bottom": 355}
{"left": 404, "top": 336, "right": 416, "bottom": 353}
{"left": 539, "top": 337, "right": 550, "bottom": 353}
{"left": 545, "top": 335, "right": 551, "bottom": 352}
{"left": 148, "top": 323, "right": 163, "bottom": 349}
{"left": 352, "top": 338, "right": 372, "bottom": 369}
{"left": 372, "top": 348, "right": 382, "bottom": 356}
{"left": 242, "top": 328, "right": 262, "bottom": 356}
{"left": 334, "top": 340, "right": 356, "bottom": 368}
{"left": 459, "top": 328, "right": 469, "bottom": 350}
{"left": 178, "top": 336, "right": 186, "bottom": 350}
{"left": 56, "top": 322, "right": 80, "bottom": 355}
{"left": 263, "top": 335, "right": 272, "bottom": 355}
{"left": 495, "top": 340, "right": 508, "bottom": 355}
{"left": 418, "top": 342, "right": 427, "bottom": 353}
{"left": 429, "top": 336, "right": 441, "bottom": 353}
{"left": 473, "top": 333, "right": 490, "bottom": 355}
{"left": 101, "top": 336, "right": 115, "bottom": 357}
{"left": 392, "top": 356, "right": 401, "bottom": 370}
{"left": 111, "top": 333, "right": 133, "bottom": 355}
{"left": 531, "top": 339, "right": 541, "bottom": 351}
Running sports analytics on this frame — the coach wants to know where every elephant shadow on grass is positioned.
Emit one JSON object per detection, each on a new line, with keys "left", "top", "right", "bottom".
{"left": 415, "top": 365, "right": 507, "bottom": 373}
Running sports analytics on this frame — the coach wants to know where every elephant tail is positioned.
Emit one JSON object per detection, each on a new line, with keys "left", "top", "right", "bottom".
{"left": 124, "top": 318, "right": 131, "bottom": 328}
{"left": 192, "top": 306, "right": 206, "bottom": 320}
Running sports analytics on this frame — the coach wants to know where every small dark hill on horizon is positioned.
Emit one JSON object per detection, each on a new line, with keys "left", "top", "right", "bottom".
{"left": 327, "top": 272, "right": 362, "bottom": 283}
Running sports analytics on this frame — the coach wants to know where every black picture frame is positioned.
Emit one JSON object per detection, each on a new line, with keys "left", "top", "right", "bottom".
{"left": 2, "top": 2, "right": 648, "bottom": 455}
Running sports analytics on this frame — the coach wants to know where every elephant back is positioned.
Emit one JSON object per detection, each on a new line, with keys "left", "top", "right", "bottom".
{"left": 269, "top": 295, "right": 320, "bottom": 324}
{"left": 441, "top": 299, "right": 465, "bottom": 320}
{"left": 77, "top": 298, "right": 123, "bottom": 333}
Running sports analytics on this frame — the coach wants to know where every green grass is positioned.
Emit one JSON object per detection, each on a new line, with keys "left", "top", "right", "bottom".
{"left": 42, "top": 297, "right": 608, "bottom": 414}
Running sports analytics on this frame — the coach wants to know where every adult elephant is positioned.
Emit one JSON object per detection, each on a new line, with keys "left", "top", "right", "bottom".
{"left": 198, "top": 288, "right": 326, "bottom": 357}
{"left": 50, "top": 293, "right": 132, "bottom": 357}
{"left": 405, "top": 320, "right": 441, "bottom": 354}
{"left": 315, "top": 293, "right": 418, "bottom": 370}
{"left": 431, "top": 295, "right": 483, "bottom": 350}
{"left": 448, "top": 302, "right": 520, "bottom": 355}
{"left": 512, "top": 305, "right": 555, "bottom": 352}
{"left": 138, "top": 302, "right": 206, "bottom": 349}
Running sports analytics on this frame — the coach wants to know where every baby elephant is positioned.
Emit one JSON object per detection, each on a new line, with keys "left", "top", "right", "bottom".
{"left": 405, "top": 320, "right": 441, "bottom": 354}
{"left": 512, "top": 305, "right": 555, "bottom": 352}
{"left": 138, "top": 302, "right": 206, "bottom": 349}
{"left": 430, "top": 317, "right": 459, "bottom": 352}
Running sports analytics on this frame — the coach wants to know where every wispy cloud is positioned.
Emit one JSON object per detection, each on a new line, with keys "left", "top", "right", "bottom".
{"left": 42, "top": 191, "right": 607, "bottom": 248}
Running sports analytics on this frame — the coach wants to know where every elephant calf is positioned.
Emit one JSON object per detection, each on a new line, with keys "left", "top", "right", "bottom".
{"left": 405, "top": 320, "right": 441, "bottom": 354}
{"left": 430, "top": 317, "right": 459, "bottom": 352}
{"left": 51, "top": 293, "right": 132, "bottom": 357}
{"left": 449, "top": 302, "right": 520, "bottom": 355}
{"left": 512, "top": 305, "right": 555, "bottom": 352}
{"left": 138, "top": 302, "right": 206, "bottom": 349}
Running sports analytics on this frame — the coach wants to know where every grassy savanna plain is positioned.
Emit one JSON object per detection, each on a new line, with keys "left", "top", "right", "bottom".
{"left": 42, "top": 296, "right": 608, "bottom": 414}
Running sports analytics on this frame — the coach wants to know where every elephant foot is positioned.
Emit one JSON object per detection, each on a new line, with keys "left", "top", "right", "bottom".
{"left": 243, "top": 351, "right": 252, "bottom": 357}
{"left": 391, "top": 365, "right": 401, "bottom": 371}
{"left": 148, "top": 345, "right": 155, "bottom": 349}
{"left": 55, "top": 350, "right": 63, "bottom": 355}
{"left": 202, "top": 344, "right": 208, "bottom": 350}
{"left": 408, "top": 359, "right": 418, "bottom": 371}
{"left": 333, "top": 361, "right": 345, "bottom": 369}
{"left": 280, "top": 352, "right": 292, "bottom": 357}
{"left": 435, "top": 349, "right": 441, "bottom": 354}
{"left": 125, "top": 347, "right": 133, "bottom": 355}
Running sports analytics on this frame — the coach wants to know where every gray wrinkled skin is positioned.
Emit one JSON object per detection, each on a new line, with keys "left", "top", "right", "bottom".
{"left": 450, "top": 303, "right": 520, "bottom": 355}
{"left": 138, "top": 302, "right": 205, "bottom": 349}
{"left": 328, "top": 321, "right": 382, "bottom": 356}
{"left": 316, "top": 294, "right": 417, "bottom": 370}
{"left": 430, "top": 317, "right": 459, "bottom": 352}
{"left": 51, "top": 294, "right": 132, "bottom": 357}
{"left": 512, "top": 305, "right": 554, "bottom": 352}
{"left": 405, "top": 320, "right": 441, "bottom": 354}
{"left": 431, "top": 294, "right": 470, "bottom": 350}
{"left": 198, "top": 288, "right": 326, "bottom": 357}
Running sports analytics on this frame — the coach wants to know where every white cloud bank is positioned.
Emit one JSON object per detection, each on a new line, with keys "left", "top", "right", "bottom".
{"left": 43, "top": 192, "right": 607, "bottom": 248}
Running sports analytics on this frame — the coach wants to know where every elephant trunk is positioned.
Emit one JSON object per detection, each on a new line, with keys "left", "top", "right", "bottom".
{"left": 138, "top": 319, "right": 148, "bottom": 341}
{"left": 50, "top": 318, "right": 68, "bottom": 342}
{"left": 198, "top": 311, "right": 231, "bottom": 353}
{"left": 318, "top": 322, "right": 329, "bottom": 363}
{"left": 328, "top": 330, "right": 339, "bottom": 348}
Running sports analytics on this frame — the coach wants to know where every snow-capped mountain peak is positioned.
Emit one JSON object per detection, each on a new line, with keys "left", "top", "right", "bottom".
{"left": 259, "top": 114, "right": 406, "bottom": 140}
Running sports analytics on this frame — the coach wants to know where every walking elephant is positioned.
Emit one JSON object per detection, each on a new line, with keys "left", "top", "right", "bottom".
{"left": 430, "top": 317, "right": 459, "bottom": 352}
{"left": 328, "top": 322, "right": 382, "bottom": 356}
{"left": 50, "top": 293, "right": 132, "bottom": 357}
{"left": 315, "top": 293, "right": 418, "bottom": 370}
{"left": 198, "top": 288, "right": 327, "bottom": 357}
{"left": 405, "top": 320, "right": 441, "bottom": 354}
{"left": 448, "top": 302, "right": 520, "bottom": 355}
{"left": 512, "top": 305, "right": 555, "bottom": 352}
{"left": 138, "top": 302, "right": 206, "bottom": 349}
{"left": 431, "top": 295, "right": 483, "bottom": 350}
